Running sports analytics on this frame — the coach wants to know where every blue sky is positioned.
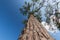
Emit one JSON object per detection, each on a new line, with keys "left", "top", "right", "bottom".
{"left": 0, "top": 0, "right": 26, "bottom": 40}
{"left": 0, "top": 0, "right": 60, "bottom": 40}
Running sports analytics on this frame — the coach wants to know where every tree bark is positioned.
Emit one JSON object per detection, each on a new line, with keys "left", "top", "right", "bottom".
{"left": 18, "top": 14, "right": 55, "bottom": 40}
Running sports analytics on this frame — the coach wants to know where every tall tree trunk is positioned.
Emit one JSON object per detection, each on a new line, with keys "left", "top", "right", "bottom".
{"left": 18, "top": 14, "right": 55, "bottom": 40}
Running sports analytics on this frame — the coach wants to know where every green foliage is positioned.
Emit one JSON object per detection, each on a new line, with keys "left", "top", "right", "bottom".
{"left": 56, "top": 21, "right": 60, "bottom": 30}
{"left": 19, "top": 0, "right": 60, "bottom": 30}
{"left": 20, "top": 1, "right": 32, "bottom": 16}
{"left": 22, "top": 20, "right": 28, "bottom": 25}
{"left": 20, "top": 0, "right": 44, "bottom": 24}
{"left": 35, "top": 15, "right": 41, "bottom": 22}
{"left": 20, "top": 0, "right": 44, "bottom": 17}
{"left": 57, "top": 25, "right": 60, "bottom": 30}
{"left": 20, "top": 8, "right": 27, "bottom": 16}
{"left": 32, "top": 0, "right": 39, "bottom": 2}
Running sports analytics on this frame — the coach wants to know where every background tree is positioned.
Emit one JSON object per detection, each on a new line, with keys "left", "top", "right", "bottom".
{"left": 45, "top": 0, "right": 60, "bottom": 30}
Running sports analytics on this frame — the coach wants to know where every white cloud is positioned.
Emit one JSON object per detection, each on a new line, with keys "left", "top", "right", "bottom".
{"left": 41, "top": 21, "right": 59, "bottom": 34}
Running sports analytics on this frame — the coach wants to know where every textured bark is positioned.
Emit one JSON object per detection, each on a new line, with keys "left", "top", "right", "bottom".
{"left": 18, "top": 15, "right": 55, "bottom": 40}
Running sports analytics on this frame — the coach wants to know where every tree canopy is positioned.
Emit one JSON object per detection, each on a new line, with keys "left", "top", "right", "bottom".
{"left": 20, "top": 0, "right": 60, "bottom": 30}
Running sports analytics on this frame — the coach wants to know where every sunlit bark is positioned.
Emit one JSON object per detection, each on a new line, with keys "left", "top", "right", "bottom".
{"left": 18, "top": 15, "right": 55, "bottom": 40}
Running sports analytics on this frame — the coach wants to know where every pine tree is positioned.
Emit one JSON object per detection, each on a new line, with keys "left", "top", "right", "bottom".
{"left": 18, "top": 0, "right": 55, "bottom": 40}
{"left": 18, "top": 14, "right": 54, "bottom": 40}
